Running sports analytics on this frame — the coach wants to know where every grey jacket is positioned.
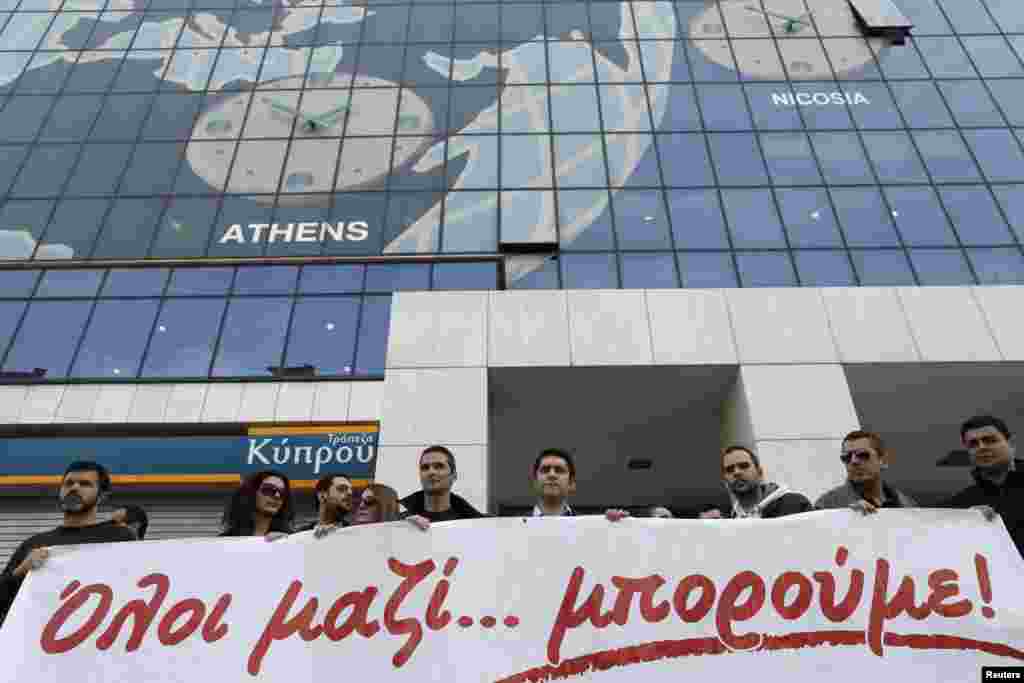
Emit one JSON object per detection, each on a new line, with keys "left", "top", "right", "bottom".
{"left": 814, "top": 480, "right": 916, "bottom": 510}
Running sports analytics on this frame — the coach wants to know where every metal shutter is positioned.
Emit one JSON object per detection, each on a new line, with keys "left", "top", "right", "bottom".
{"left": 0, "top": 494, "right": 229, "bottom": 568}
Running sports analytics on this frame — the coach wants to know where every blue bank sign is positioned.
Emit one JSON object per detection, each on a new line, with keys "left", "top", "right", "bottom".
{"left": 0, "top": 423, "right": 378, "bottom": 487}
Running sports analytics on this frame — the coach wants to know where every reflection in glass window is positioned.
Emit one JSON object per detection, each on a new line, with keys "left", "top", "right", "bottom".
{"left": 961, "top": 36, "right": 1024, "bottom": 78}
{"left": 708, "top": 134, "right": 768, "bottom": 186}
{"left": 983, "top": 0, "right": 1024, "bottom": 32}
{"left": 212, "top": 298, "right": 291, "bottom": 377}
{"left": 912, "top": 130, "right": 983, "bottom": 183}
{"left": 509, "top": 256, "right": 560, "bottom": 290}
{"left": 962, "top": 129, "right": 1024, "bottom": 183}
{"left": 915, "top": 37, "right": 978, "bottom": 78}
{"left": 300, "top": 264, "right": 366, "bottom": 294}
{"left": 992, "top": 185, "right": 1024, "bottom": 242}
{"left": 558, "top": 190, "right": 616, "bottom": 250}
{"left": 657, "top": 134, "right": 714, "bottom": 187}
{"left": 968, "top": 248, "right": 1024, "bottom": 284}
{"left": 759, "top": 133, "right": 823, "bottom": 186}
{"left": 938, "top": 187, "right": 1015, "bottom": 246}
{"left": 35, "top": 270, "right": 104, "bottom": 298}
{"left": 987, "top": 80, "right": 1024, "bottom": 126}
{"left": 234, "top": 266, "right": 299, "bottom": 295}
{"left": 810, "top": 133, "right": 874, "bottom": 184}
{"left": 678, "top": 252, "right": 738, "bottom": 288}
{"left": 860, "top": 132, "right": 929, "bottom": 183}
{"left": 776, "top": 189, "right": 843, "bottom": 248}
{"left": 909, "top": 249, "right": 976, "bottom": 285}
{"left": 42, "top": 199, "right": 109, "bottom": 260}
{"left": 797, "top": 85, "right": 855, "bottom": 130}
{"left": 620, "top": 253, "right": 678, "bottom": 289}
{"left": 284, "top": 297, "right": 360, "bottom": 376}
{"left": 937, "top": 81, "right": 1006, "bottom": 127}
{"left": 883, "top": 187, "right": 958, "bottom": 247}
{"left": 849, "top": 84, "right": 903, "bottom": 129}
{"left": 3, "top": 300, "right": 92, "bottom": 376}
{"left": 832, "top": 188, "right": 901, "bottom": 247}
{"left": 92, "top": 198, "right": 164, "bottom": 260}
{"left": 890, "top": 82, "right": 955, "bottom": 128}
{"left": 167, "top": 268, "right": 233, "bottom": 296}
{"left": 71, "top": 299, "right": 159, "bottom": 378}
{"left": 936, "top": 0, "right": 998, "bottom": 33}
{"left": 101, "top": 269, "right": 168, "bottom": 297}
{"left": 667, "top": 190, "right": 729, "bottom": 249}
{"left": 697, "top": 85, "right": 753, "bottom": 131}
{"left": 150, "top": 197, "right": 219, "bottom": 258}
{"left": 0, "top": 270, "right": 39, "bottom": 298}
{"left": 353, "top": 295, "right": 391, "bottom": 377}
{"left": 721, "top": 189, "right": 786, "bottom": 248}
{"left": 562, "top": 253, "right": 619, "bottom": 289}
{"left": 365, "top": 263, "right": 431, "bottom": 292}
{"left": 874, "top": 39, "right": 931, "bottom": 79}
{"left": 742, "top": 84, "right": 803, "bottom": 131}
{"left": 432, "top": 262, "right": 499, "bottom": 290}
{"left": 793, "top": 251, "right": 857, "bottom": 286}
{"left": 851, "top": 249, "right": 916, "bottom": 285}
{"left": 735, "top": 252, "right": 797, "bottom": 287}
{"left": 0, "top": 301, "right": 27, "bottom": 360}
{"left": 613, "top": 190, "right": 672, "bottom": 249}
{"left": 141, "top": 299, "right": 225, "bottom": 377}
{"left": 660, "top": 85, "right": 702, "bottom": 131}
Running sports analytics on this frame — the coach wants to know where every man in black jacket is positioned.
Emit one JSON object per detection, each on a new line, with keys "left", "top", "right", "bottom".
{"left": 402, "top": 446, "right": 485, "bottom": 530}
{"left": 296, "top": 473, "right": 354, "bottom": 538}
{"left": 941, "top": 415, "right": 1024, "bottom": 560}
{"left": 721, "top": 445, "right": 813, "bottom": 519}
{"left": 0, "top": 461, "right": 136, "bottom": 629}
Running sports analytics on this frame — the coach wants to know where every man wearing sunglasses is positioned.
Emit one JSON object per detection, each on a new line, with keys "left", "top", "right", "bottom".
{"left": 815, "top": 430, "right": 916, "bottom": 515}
{"left": 941, "top": 415, "right": 1024, "bottom": 559}
{"left": 720, "top": 445, "right": 812, "bottom": 519}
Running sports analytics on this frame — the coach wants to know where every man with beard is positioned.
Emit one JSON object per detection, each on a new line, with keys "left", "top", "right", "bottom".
{"left": 402, "top": 446, "right": 485, "bottom": 530}
{"left": 815, "top": 430, "right": 916, "bottom": 514}
{"left": 298, "top": 473, "right": 355, "bottom": 538}
{"left": 531, "top": 449, "right": 577, "bottom": 517}
{"left": 0, "top": 461, "right": 136, "bottom": 628}
{"left": 941, "top": 415, "right": 1024, "bottom": 559}
{"left": 721, "top": 446, "right": 813, "bottom": 519}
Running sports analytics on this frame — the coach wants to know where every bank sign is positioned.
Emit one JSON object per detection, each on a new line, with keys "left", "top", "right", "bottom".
{"left": 0, "top": 423, "right": 378, "bottom": 488}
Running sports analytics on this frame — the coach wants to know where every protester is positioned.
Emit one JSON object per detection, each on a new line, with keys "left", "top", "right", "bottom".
{"left": 941, "top": 415, "right": 1024, "bottom": 558}
{"left": 815, "top": 430, "right": 916, "bottom": 515}
{"left": 108, "top": 504, "right": 150, "bottom": 540}
{"left": 649, "top": 506, "right": 674, "bottom": 519}
{"left": 721, "top": 445, "right": 812, "bottom": 518}
{"left": 0, "top": 461, "right": 136, "bottom": 628}
{"left": 697, "top": 503, "right": 724, "bottom": 519}
{"left": 219, "top": 470, "right": 294, "bottom": 539}
{"left": 297, "top": 473, "right": 354, "bottom": 538}
{"left": 402, "top": 446, "right": 485, "bottom": 530}
{"left": 352, "top": 483, "right": 403, "bottom": 525}
{"left": 531, "top": 448, "right": 577, "bottom": 517}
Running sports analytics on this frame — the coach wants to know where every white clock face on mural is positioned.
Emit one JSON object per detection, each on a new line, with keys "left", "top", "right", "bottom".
{"left": 187, "top": 75, "right": 435, "bottom": 206}
{"left": 690, "top": 0, "right": 887, "bottom": 80}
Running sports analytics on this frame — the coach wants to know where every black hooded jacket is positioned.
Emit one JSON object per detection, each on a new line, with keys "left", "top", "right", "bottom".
{"left": 399, "top": 491, "right": 485, "bottom": 522}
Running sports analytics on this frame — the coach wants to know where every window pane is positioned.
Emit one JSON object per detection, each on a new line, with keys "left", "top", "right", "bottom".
{"left": 558, "top": 190, "right": 616, "bottom": 250}
{"left": 962, "top": 129, "right": 1024, "bottom": 183}
{"left": 810, "top": 133, "right": 874, "bottom": 184}
{"left": 961, "top": 36, "right": 1023, "bottom": 78}
{"left": 70, "top": 299, "right": 159, "bottom": 378}
{"left": 883, "top": 187, "right": 958, "bottom": 246}
{"left": 667, "top": 190, "right": 729, "bottom": 249}
{"left": 860, "top": 131, "right": 929, "bottom": 183}
{"left": 708, "top": 133, "right": 768, "bottom": 186}
{"left": 562, "top": 253, "right": 619, "bottom": 289}
{"left": 832, "top": 188, "right": 901, "bottom": 247}
{"left": 721, "top": 189, "right": 786, "bottom": 248}
{"left": 794, "top": 250, "right": 857, "bottom": 286}
{"left": 678, "top": 252, "right": 738, "bottom": 288}
{"left": 353, "top": 295, "right": 391, "bottom": 377}
{"left": 0, "top": 301, "right": 27, "bottom": 359}
{"left": 365, "top": 263, "right": 431, "bottom": 292}
{"left": 915, "top": 37, "right": 977, "bottom": 78}
{"left": 142, "top": 299, "right": 226, "bottom": 377}
{"left": 760, "top": 133, "right": 823, "bottom": 185}
{"left": 284, "top": 297, "right": 360, "bottom": 376}
{"left": 167, "top": 268, "right": 234, "bottom": 296}
{"left": 776, "top": 189, "right": 843, "bottom": 248}
{"left": 509, "top": 256, "right": 560, "bottom": 290}
{"left": 101, "top": 269, "right": 168, "bottom": 297}
{"left": 968, "top": 247, "right": 1024, "bottom": 284}
{"left": 621, "top": 253, "right": 679, "bottom": 288}
{"left": 937, "top": 0, "right": 998, "bottom": 33}
{"left": 993, "top": 185, "right": 1024, "bottom": 242}
{"left": 912, "top": 130, "right": 983, "bottom": 183}
{"left": 908, "top": 249, "right": 976, "bottom": 285}
{"left": 657, "top": 134, "right": 714, "bottom": 187}
{"left": 849, "top": 83, "right": 903, "bottom": 129}
{"left": 989, "top": 80, "right": 1024, "bottom": 126}
{"left": 697, "top": 85, "right": 753, "bottom": 131}
{"left": 938, "top": 187, "right": 1016, "bottom": 246}
{"left": 660, "top": 85, "right": 702, "bottom": 131}
{"left": 937, "top": 81, "right": 1006, "bottom": 127}
{"left": 851, "top": 249, "right": 916, "bottom": 285}
{"left": 3, "top": 300, "right": 92, "bottom": 376}
{"left": 735, "top": 252, "right": 797, "bottom": 287}
{"left": 890, "top": 82, "right": 954, "bottom": 127}
{"left": 300, "top": 264, "right": 365, "bottom": 294}
{"left": 36, "top": 270, "right": 104, "bottom": 298}
{"left": 743, "top": 83, "right": 803, "bottom": 130}
{"left": 212, "top": 298, "right": 291, "bottom": 377}
{"left": 432, "top": 262, "right": 499, "bottom": 290}
{"left": 234, "top": 266, "right": 299, "bottom": 295}
{"left": 613, "top": 190, "right": 672, "bottom": 249}
{"left": 0, "top": 270, "right": 39, "bottom": 298}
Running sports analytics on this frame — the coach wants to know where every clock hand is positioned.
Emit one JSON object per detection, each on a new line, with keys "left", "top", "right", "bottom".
{"left": 262, "top": 97, "right": 320, "bottom": 129}
{"left": 312, "top": 103, "right": 351, "bottom": 126}
{"left": 744, "top": 5, "right": 812, "bottom": 32}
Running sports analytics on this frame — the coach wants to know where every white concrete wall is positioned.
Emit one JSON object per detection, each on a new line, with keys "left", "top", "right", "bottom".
{"left": 3, "top": 286, "right": 1024, "bottom": 509}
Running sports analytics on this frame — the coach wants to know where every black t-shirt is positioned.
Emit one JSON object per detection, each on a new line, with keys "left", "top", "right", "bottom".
{"left": 418, "top": 508, "right": 476, "bottom": 523}
{"left": 0, "top": 523, "right": 137, "bottom": 627}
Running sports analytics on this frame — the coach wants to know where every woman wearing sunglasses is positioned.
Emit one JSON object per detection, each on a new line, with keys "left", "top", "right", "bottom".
{"left": 351, "top": 483, "right": 403, "bottom": 525}
{"left": 220, "top": 470, "right": 295, "bottom": 539}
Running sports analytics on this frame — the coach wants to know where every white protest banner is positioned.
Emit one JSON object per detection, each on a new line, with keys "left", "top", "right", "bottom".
{"left": 2, "top": 510, "right": 1023, "bottom": 682}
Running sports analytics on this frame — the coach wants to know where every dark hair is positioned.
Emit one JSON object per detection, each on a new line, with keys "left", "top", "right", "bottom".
{"left": 960, "top": 415, "right": 1012, "bottom": 442}
{"left": 62, "top": 461, "right": 112, "bottom": 494}
{"left": 221, "top": 470, "right": 295, "bottom": 536}
{"left": 532, "top": 448, "right": 576, "bottom": 480}
{"left": 120, "top": 505, "right": 149, "bottom": 540}
{"left": 313, "top": 473, "right": 352, "bottom": 512}
{"left": 721, "top": 445, "right": 760, "bottom": 472}
{"left": 420, "top": 445, "right": 456, "bottom": 474}
{"left": 359, "top": 483, "right": 401, "bottom": 523}
{"left": 842, "top": 430, "right": 887, "bottom": 458}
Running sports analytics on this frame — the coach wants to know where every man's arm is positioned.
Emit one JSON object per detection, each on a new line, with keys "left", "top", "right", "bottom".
{"left": 0, "top": 539, "right": 35, "bottom": 627}
{"left": 774, "top": 493, "right": 814, "bottom": 517}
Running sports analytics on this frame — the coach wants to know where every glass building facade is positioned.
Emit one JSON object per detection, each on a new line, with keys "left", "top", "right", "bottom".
{"left": 0, "top": 0, "right": 1023, "bottom": 378}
